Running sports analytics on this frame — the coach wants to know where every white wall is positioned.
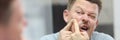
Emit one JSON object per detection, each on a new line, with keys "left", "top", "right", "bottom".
{"left": 21, "top": 0, "right": 53, "bottom": 40}
{"left": 114, "top": 0, "right": 120, "bottom": 40}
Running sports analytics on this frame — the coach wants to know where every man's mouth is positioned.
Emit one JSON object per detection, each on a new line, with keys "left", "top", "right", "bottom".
{"left": 80, "top": 25, "right": 89, "bottom": 31}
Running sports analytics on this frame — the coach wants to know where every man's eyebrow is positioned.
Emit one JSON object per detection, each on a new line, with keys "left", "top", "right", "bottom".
{"left": 90, "top": 12, "right": 95, "bottom": 14}
{"left": 76, "top": 6, "right": 84, "bottom": 11}
{"left": 89, "top": 13, "right": 96, "bottom": 15}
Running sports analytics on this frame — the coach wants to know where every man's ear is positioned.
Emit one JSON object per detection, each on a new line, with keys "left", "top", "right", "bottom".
{"left": 63, "top": 9, "right": 69, "bottom": 23}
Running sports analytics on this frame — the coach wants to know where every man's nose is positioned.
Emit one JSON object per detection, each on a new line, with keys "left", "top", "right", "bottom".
{"left": 22, "top": 18, "right": 27, "bottom": 27}
{"left": 81, "top": 15, "right": 89, "bottom": 24}
{"left": 82, "top": 19, "right": 88, "bottom": 24}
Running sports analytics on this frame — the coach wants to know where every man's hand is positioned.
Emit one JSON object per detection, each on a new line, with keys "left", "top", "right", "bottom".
{"left": 57, "top": 19, "right": 89, "bottom": 40}
{"left": 57, "top": 19, "right": 74, "bottom": 40}
{"left": 71, "top": 19, "right": 89, "bottom": 40}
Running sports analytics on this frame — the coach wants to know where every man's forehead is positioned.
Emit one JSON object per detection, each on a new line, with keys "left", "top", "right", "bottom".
{"left": 10, "top": 0, "right": 23, "bottom": 18}
{"left": 73, "top": 0, "right": 99, "bottom": 14}
{"left": 11, "top": 0, "right": 23, "bottom": 13}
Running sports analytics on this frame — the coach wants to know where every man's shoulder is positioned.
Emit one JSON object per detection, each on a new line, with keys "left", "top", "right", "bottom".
{"left": 40, "top": 31, "right": 114, "bottom": 40}
{"left": 40, "top": 33, "right": 58, "bottom": 40}
{"left": 91, "top": 31, "right": 114, "bottom": 40}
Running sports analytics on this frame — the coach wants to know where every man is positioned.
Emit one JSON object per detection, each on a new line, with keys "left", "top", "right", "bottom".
{"left": 40, "top": 0, "right": 114, "bottom": 40}
{"left": 0, "top": 0, "right": 26, "bottom": 40}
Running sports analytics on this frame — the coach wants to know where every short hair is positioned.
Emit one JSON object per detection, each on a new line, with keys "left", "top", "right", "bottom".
{"left": 0, "top": 0, "right": 13, "bottom": 24}
{"left": 67, "top": 0, "right": 102, "bottom": 13}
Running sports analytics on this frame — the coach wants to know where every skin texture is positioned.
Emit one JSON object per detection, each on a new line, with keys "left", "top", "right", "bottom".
{"left": 0, "top": 0, "right": 26, "bottom": 40}
{"left": 58, "top": 0, "right": 99, "bottom": 40}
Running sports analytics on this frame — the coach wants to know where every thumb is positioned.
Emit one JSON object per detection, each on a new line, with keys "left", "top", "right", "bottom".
{"left": 62, "top": 19, "right": 74, "bottom": 31}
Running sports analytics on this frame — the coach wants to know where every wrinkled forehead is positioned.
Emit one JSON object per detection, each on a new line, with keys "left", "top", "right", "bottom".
{"left": 72, "top": 0, "right": 99, "bottom": 14}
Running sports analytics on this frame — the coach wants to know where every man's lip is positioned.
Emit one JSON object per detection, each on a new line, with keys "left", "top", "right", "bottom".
{"left": 79, "top": 25, "right": 89, "bottom": 31}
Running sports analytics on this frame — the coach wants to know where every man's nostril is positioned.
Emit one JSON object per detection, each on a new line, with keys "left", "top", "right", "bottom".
{"left": 82, "top": 19, "right": 88, "bottom": 24}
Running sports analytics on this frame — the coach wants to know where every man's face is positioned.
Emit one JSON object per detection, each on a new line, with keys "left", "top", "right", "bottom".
{"left": 63, "top": 0, "right": 99, "bottom": 37}
{"left": 0, "top": 25, "right": 6, "bottom": 40}
{"left": 0, "top": 0, "right": 25, "bottom": 40}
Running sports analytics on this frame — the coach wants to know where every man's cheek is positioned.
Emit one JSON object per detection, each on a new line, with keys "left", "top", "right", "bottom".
{"left": 67, "top": 16, "right": 73, "bottom": 23}
{"left": 71, "top": 16, "right": 80, "bottom": 22}
{"left": 89, "top": 21, "right": 96, "bottom": 30}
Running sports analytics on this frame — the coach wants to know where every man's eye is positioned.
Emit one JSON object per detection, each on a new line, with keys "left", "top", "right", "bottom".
{"left": 76, "top": 12, "right": 81, "bottom": 14}
{"left": 90, "top": 16, "right": 96, "bottom": 19}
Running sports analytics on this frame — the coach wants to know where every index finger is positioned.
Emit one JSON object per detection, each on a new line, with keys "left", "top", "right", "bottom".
{"left": 62, "top": 19, "right": 74, "bottom": 31}
{"left": 73, "top": 19, "right": 83, "bottom": 33}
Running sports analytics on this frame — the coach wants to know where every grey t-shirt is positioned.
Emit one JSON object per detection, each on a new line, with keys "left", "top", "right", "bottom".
{"left": 40, "top": 31, "right": 114, "bottom": 40}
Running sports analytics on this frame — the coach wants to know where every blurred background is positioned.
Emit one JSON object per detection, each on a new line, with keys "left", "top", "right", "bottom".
{"left": 21, "top": 0, "right": 120, "bottom": 40}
